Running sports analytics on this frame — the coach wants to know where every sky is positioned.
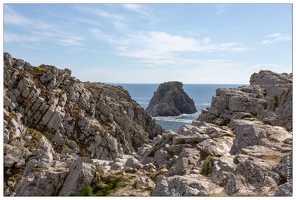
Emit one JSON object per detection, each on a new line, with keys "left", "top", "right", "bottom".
{"left": 2, "top": 2, "right": 293, "bottom": 84}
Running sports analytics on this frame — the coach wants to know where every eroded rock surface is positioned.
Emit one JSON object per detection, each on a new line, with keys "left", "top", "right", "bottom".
{"left": 4, "top": 53, "right": 292, "bottom": 197}
{"left": 146, "top": 81, "right": 197, "bottom": 116}
{"left": 3, "top": 52, "right": 164, "bottom": 196}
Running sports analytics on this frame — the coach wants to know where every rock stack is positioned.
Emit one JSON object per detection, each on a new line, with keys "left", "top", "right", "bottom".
{"left": 146, "top": 81, "right": 197, "bottom": 117}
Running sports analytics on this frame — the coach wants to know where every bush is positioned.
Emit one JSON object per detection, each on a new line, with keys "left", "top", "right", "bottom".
{"left": 79, "top": 175, "right": 125, "bottom": 196}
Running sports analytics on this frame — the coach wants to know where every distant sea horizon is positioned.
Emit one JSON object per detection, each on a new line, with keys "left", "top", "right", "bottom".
{"left": 110, "top": 83, "right": 246, "bottom": 131}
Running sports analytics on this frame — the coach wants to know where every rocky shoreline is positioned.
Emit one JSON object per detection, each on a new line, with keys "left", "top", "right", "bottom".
{"left": 3, "top": 53, "right": 292, "bottom": 196}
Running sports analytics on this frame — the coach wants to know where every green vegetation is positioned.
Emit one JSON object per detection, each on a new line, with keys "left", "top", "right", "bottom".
{"left": 241, "top": 113, "right": 254, "bottom": 119}
{"left": 30, "top": 66, "right": 46, "bottom": 77}
{"left": 4, "top": 112, "right": 18, "bottom": 122}
{"left": 175, "top": 138, "right": 186, "bottom": 145}
{"left": 79, "top": 174, "right": 125, "bottom": 196}
{"left": 211, "top": 118, "right": 231, "bottom": 126}
{"left": 23, "top": 127, "right": 43, "bottom": 151}
{"left": 200, "top": 156, "right": 214, "bottom": 176}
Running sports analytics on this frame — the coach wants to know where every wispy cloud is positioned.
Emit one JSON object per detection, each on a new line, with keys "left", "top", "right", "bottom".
{"left": 122, "top": 4, "right": 159, "bottom": 23}
{"left": 216, "top": 4, "right": 229, "bottom": 14}
{"left": 74, "top": 5, "right": 127, "bottom": 30}
{"left": 4, "top": 5, "right": 31, "bottom": 25}
{"left": 100, "top": 31, "right": 247, "bottom": 66}
{"left": 262, "top": 33, "right": 291, "bottom": 45}
{"left": 4, "top": 32, "right": 41, "bottom": 42}
{"left": 57, "top": 36, "right": 85, "bottom": 46}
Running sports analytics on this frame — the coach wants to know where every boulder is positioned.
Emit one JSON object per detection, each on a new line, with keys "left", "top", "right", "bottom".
{"left": 146, "top": 81, "right": 196, "bottom": 116}
{"left": 59, "top": 158, "right": 96, "bottom": 196}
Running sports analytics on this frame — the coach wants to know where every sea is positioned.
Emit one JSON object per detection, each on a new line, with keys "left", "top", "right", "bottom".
{"left": 113, "top": 84, "right": 243, "bottom": 131}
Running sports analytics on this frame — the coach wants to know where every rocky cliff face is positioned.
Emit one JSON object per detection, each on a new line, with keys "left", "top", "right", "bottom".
{"left": 3, "top": 52, "right": 292, "bottom": 197}
{"left": 3, "top": 52, "right": 164, "bottom": 196}
{"left": 198, "top": 70, "right": 292, "bottom": 131}
{"left": 146, "top": 81, "right": 197, "bottom": 117}
{"left": 142, "top": 70, "right": 292, "bottom": 196}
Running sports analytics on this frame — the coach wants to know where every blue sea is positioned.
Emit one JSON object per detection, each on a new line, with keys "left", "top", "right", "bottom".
{"left": 114, "top": 84, "right": 243, "bottom": 131}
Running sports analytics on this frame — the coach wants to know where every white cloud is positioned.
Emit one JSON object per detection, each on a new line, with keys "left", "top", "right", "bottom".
{"left": 4, "top": 5, "right": 31, "bottom": 26}
{"left": 216, "top": 4, "right": 228, "bottom": 14}
{"left": 262, "top": 33, "right": 292, "bottom": 45}
{"left": 74, "top": 5, "right": 127, "bottom": 30}
{"left": 4, "top": 32, "right": 41, "bottom": 43}
{"left": 122, "top": 4, "right": 158, "bottom": 22}
{"left": 122, "top": 4, "right": 142, "bottom": 11}
{"left": 57, "top": 36, "right": 85, "bottom": 46}
{"left": 98, "top": 31, "right": 247, "bottom": 66}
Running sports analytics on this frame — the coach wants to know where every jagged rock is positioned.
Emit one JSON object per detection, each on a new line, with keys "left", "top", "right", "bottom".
{"left": 198, "top": 70, "right": 292, "bottom": 131}
{"left": 133, "top": 176, "right": 156, "bottom": 190}
{"left": 4, "top": 53, "right": 293, "bottom": 197}
{"left": 59, "top": 158, "right": 96, "bottom": 196}
{"left": 225, "top": 174, "right": 254, "bottom": 196}
{"left": 197, "top": 136, "right": 233, "bottom": 157}
{"left": 125, "top": 157, "right": 143, "bottom": 170}
{"left": 210, "top": 155, "right": 236, "bottom": 186}
{"left": 146, "top": 81, "right": 197, "bottom": 116}
{"left": 152, "top": 174, "right": 223, "bottom": 196}
{"left": 274, "top": 182, "right": 292, "bottom": 196}
{"left": 230, "top": 120, "right": 292, "bottom": 154}
{"left": 3, "top": 52, "right": 164, "bottom": 196}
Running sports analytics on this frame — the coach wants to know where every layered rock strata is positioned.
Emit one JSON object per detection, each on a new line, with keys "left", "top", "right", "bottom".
{"left": 146, "top": 81, "right": 197, "bottom": 117}
{"left": 198, "top": 70, "right": 292, "bottom": 131}
{"left": 3, "top": 52, "right": 164, "bottom": 196}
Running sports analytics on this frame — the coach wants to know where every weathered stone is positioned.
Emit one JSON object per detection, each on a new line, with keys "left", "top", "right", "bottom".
{"left": 274, "top": 182, "right": 292, "bottom": 196}
{"left": 152, "top": 174, "right": 222, "bottom": 196}
{"left": 146, "top": 81, "right": 196, "bottom": 117}
{"left": 197, "top": 136, "right": 233, "bottom": 157}
{"left": 59, "top": 158, "right": 96, "bottom": 196}
{"left": 125, "top": 157, "right": 143, "bottom": 170}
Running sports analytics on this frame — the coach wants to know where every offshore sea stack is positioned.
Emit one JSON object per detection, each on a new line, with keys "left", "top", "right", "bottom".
{"left": 146, "top": 81, "right": 197, "bottom": 117}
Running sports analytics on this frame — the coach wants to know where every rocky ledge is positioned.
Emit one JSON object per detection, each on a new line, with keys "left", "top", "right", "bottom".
{"left": 3, "top": 52, "right": 164, "bottom": 196}
{"left": 146, "top": 81, "right": 197, "bottom": 117}
{"left": 3, "top": 52, "right": 292, "bottom": 197}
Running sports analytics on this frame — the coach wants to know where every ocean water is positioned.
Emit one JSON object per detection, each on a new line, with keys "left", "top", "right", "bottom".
{"left": 116, "top": 84, "right": 243, "bottom": 131}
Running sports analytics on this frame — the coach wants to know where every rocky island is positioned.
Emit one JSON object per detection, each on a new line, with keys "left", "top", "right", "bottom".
{"left": 3, "top": 53, "right": 292, "bottom": 196}
{"left": 146, "top": 81, "right": 197, "bottom": 117}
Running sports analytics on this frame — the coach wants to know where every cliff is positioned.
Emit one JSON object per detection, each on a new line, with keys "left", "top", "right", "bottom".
{"left": 146, "top": 81, "right": 197, "bottom": 117}
{"left": 3, "top": 52, "right": 164, "bottom": 196}
{"left": 3, "top": 52, "right": 292, "bottom": 197}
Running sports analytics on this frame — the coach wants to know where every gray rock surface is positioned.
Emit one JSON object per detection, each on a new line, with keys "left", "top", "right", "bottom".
{"left": 3, "top": 52, "right": 164, "bottom": 196}
{"left": 4, "top": 53, "right": 292, "bottom": 197}
{"left": 146, "top": 81, "right": 197, "bottom": 116}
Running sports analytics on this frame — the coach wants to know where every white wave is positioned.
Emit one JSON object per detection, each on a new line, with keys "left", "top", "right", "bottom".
{"left": 153, "top": 112, "right": 200, "bottom": 124}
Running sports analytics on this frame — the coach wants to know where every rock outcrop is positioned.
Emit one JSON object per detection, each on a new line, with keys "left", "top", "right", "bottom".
{"left": 146, "top": 81, "right": 197, "bottom": 117}
{"left": 198, "top": 70, "right": 292, "bottom": 131}
{"left": 3, "top": 52, "right": 164, "bottom": 196}
{"left": 4, "top": 52, "right": 292, "bottom": 197}
{"left": 137, "top": 70, "right": 292, "bottom": 196}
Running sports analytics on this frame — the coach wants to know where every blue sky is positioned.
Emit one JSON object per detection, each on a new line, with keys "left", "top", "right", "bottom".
{"left": 3, "top": 3, "right": 292, "bottom": 84}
